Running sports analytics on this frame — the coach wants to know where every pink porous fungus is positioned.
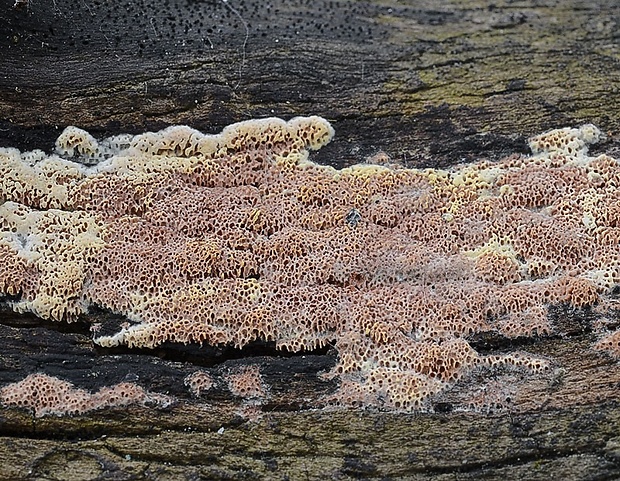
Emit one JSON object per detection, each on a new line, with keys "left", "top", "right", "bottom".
{"left": 2, "top": 117, "right": 619, "bottom": 410}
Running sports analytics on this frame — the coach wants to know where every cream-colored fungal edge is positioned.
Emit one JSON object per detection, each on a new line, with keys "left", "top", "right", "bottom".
{"left": 1, "top": 117, "right": 619, "bottom": 413}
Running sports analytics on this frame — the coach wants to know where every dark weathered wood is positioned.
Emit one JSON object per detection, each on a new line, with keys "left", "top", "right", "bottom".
{"left": 3, "top": 405, "right": 620, "bottom": 480}
{"left": 2, "top": 0, "right": 620, "bottom": 479}
{"left": 2, "top": 0, "right": 620, "bottom": 166}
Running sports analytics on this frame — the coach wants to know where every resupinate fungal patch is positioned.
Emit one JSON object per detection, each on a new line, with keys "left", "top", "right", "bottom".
{"left": 1, "top": 117, "right": 619, "bottom": 412}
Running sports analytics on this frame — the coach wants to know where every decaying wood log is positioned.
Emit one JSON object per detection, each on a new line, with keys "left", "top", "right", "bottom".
{"left": 2, "top": 0, "right": 620, "bottom": 479}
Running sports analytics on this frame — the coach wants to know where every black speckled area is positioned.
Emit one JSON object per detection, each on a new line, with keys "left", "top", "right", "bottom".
{"left": 1, "top": 0, "right": 386, "bottom": 58}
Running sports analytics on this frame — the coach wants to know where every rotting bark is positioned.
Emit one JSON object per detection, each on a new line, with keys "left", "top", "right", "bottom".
{"left": 2, "top": 0, "right": 620, "bottom": 479}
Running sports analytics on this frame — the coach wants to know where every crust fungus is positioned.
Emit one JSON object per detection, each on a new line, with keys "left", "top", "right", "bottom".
{"left": 184, "top": 370, "right": 215, "bottom": 397}
{"left": 0, "top": 373, "right": 171, "bottom": 417}
{"left": 225, "top": 366, "right": 268, "bottom": 399}
{"left": 1, "top": 117, "right": 619, "bottom": 411}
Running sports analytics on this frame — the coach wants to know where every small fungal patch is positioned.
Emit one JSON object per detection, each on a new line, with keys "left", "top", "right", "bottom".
{"left": 225, "top": 366, "right": 268, "bottom": 400}
{"left": 0, "top": 373, "right": 172, "bottom": 417}
{"left": 184, "top": 370, "right": 214, "bottom": 397}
